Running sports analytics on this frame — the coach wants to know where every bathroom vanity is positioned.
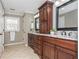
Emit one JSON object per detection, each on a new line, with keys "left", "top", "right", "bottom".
{"left": 30, "top": 0, "right": 78, "bottom": 59}
{"left": 28, "top": 33, "right": 77, "bottom": 59}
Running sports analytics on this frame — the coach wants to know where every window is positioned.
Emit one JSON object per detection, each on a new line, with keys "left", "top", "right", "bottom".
{"left": 5, "top": 16, "right": 20, "bottom": 32}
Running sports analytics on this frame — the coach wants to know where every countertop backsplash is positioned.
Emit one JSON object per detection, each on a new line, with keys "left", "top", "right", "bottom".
{"left": 57, "top": 31, "right": 78, "bottom": 40}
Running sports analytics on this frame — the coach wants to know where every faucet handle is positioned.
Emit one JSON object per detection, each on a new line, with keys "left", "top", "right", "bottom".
{"left": 68, "top": 32, "right": 72, "bottom": 36}
{"left": 61, "top": 31, "right": 66, "bottom": 36}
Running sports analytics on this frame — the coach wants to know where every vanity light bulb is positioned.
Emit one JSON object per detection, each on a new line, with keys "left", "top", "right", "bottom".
{"left": 60, "top": 0, "right": 70, "bottom": 2}
{"left": 60, "top": 0, "right": 65, "bottom": 2}
{"left": 55, "top": 1, "right": 60, "bottom": 6}
{"left": 47, "top": 0, "right": 52, "bottom": 1}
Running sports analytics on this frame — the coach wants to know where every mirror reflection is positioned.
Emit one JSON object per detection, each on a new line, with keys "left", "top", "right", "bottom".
{"left": 58, "top": 1, "right": 78, "bottom": 29}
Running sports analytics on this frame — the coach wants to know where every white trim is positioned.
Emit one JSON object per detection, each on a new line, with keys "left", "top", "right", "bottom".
{"left": 25, "top": 44, "right": 28, "bottom": 47}
{"left": 4, "top": 42, "right": 25, "bottom": 46}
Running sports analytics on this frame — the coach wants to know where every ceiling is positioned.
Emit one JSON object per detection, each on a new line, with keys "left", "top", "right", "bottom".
{"left": 1, "top": 0, "right": 49, "bottom": 14}
{"left": 1, "top": 0, "right": 70, "bottom": 15}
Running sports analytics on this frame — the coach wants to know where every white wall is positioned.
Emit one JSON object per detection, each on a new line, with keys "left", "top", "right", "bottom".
{"left": 0, "top": 1, "right": 4, "bottom": 16}
{"left": 0, "top": 1, "right": 4, "bottom": 45}
{"left": 4, "top": 15, "right": 24, "bottom": 44}
{"left": 23, "top": 13, "right": 35, "bottom": 46}
{"left": 53, "top": 4, "right": 56, "bottom": 29}
{"left": 4, "top": 12, "right": 35, "bottom": 45}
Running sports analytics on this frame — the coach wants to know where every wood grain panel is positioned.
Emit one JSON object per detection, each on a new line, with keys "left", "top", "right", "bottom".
{"left": 55, "top": 39, "right": 77, "bottom": 52}
{"left": 39, "top": 1, "right": 53, "bottom": 34}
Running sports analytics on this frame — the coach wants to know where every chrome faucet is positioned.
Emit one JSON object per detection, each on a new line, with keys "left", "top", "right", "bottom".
{"left": 61, "top": 31, "right": 66, "bottom": 36}
{"left": 68, "top": 32, "right": 72, "bottom": 37}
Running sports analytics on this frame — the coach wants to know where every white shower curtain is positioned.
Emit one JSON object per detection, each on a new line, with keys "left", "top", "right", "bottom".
{"left": 10, "top": 32, "right": 15, "bottom": 41}
{"left": 5, "top": 16, "right": 20, "bottom": 41}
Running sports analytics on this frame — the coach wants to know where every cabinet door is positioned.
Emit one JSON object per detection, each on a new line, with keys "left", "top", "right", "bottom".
{"left": 43, "top": 42, "right": 55, "bottom": 59}
{"left": 39, "top": 7, "right": 48, "bottom": 34}
{"left": 47, "top": 5, "right": 52, "bottom": 32}
{"left": 40, "top": 22, "right": 48, "bottom": 34}
{"left": 43, "top": 6, "right": 47, "bottom": 21}
{"left": 39, "top": 8, "right": 44, "bottom": 22}
{"left": 28, "top": 34, "right": 35, "bottom": 49}
{"left": 28, "top": 34, "right": 32, "bottom": 47}
{"left": 56, "top": 46, "right": 77, "bottom": 59}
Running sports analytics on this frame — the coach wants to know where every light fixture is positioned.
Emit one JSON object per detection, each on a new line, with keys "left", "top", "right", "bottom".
{"left": 55, "top": 0, "right": 70, "bottom": 6}
{"left": 48, "top": 0, "right": 52, "bottom": 1}
{"left": 55, "top": 1, "right": 60, "bottom": 6}
{"left": 60, "top": 0, "right": 65, "bottom": 2}
{"left": 60, "top": 0, "right": 70, "bottom": 2}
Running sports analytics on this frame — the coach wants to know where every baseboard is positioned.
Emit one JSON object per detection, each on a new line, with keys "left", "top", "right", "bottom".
{"left": 4, "top": 42, "right": 25, "bottom": 46}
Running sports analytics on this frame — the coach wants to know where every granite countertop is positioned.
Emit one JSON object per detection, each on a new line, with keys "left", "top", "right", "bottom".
{"left": 29, "top": 32, "right": 77, "bottom": 41}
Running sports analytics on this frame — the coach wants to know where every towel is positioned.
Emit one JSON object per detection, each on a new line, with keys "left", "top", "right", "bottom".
{"left": 10, "top": 32, "right": 15, "bottom": 41}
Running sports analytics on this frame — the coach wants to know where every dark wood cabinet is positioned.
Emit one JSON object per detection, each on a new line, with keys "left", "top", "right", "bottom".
{"left": 40, "top": 21, "right": 48, "bottom": 33}
{"left": 28, "top": 33, "right": 43, "bottom": 59}
{"left": 28, "top": 33, "right": 77, "bottom": 59}
{"left": 28, "top": 34, "right": 34, "bottom": 48}
{"left": 55, "top": 46, "right": 77, "bottom": 59}
{"left": 33, "top": 35, "right": 43, "bottom": 56}
{"left": 43, "top": 42, "right": 55, "bottom": 59}
{"left": 39, "top": 1, "right": 53, "bottom": 34}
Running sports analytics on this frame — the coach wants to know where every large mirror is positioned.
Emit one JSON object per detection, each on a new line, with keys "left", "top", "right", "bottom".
{"left": 34, "top": 13, "right": 40, "bottom": 32}
{"left": 56, "top": 0, "right": 78, "bottom": 31}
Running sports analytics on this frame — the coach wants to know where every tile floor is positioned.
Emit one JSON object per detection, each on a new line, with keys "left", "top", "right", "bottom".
{"left": 1, "top": 44, "right": 40, "bottom": 59}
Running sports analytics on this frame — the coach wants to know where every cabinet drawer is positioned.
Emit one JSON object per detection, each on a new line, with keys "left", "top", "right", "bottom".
{"left": 43, "top": 36, "right": 55, "bottom": 44}
{"left": 34, "top": 35, "right": 42, "bottom": 45}
{"left": 33, "top": 43, "right": 42, "bottom": 50}
{"left": 34, "top": 39, "right": 42, "bottom": 45}
{"left": 56, "top": 46, "right": 77, "bottom": 55}
{"left": 55, "top": 39, "right": 77, "bottom": 52}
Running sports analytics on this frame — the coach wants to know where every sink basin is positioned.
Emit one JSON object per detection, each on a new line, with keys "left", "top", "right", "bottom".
{"left": 50, "top": 34, "right": 78, "bottom": 41}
